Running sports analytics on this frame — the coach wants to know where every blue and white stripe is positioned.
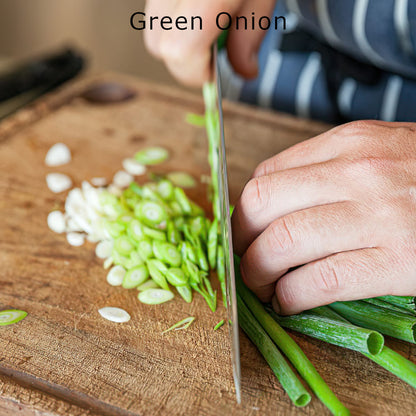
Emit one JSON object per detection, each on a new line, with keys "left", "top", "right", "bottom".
{"left": 219, "top": 0, "right": 416, "bottom": 123}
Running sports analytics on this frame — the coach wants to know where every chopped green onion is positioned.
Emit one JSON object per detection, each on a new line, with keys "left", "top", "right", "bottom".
{"left": 162, "top": 316, "right": 196, "bottom": 334}
{"left": 142, "top": 225, "right": 166, "bottom": 241}
{"left": 147, "top": 259, "right": 170, "bottom": 290}
{"left": 176, "top": 285, "right": 193, "bottom": 303}
{"left": 165, "top": 268, "right": 188, "bottom": 286}
{"left": 106, "top": 265, "right": 126, "bottom": 286}
{"left": 207, "top": 218, "right": 218, "bottom": 269}
{"left": 126, "top": 219, "right": 145, "bottom": 242}
{"left": 113, "top": 236, "right": 135, "bottom": 255}
{"left": 152, "top": 241, "right": 181, "bottom": 267}
{"left": 135, "top": 201, "right": 168, "bottom": 226}
{"left": 185, "top": 112, "right": 205, "bottom": 127}
{"left": 157, "top": 179, "right": 174, "bottom": 200}
{"left": 214, "top": 319, "right": 225, "bottom": 330}
{"left": 166, "top": 172, "right": 197, "bottom": 188}
{"left": 134, "top": 146, "right": 169, "bottom": 165}
{"left": 174, "top": 188, "right": 192, "bottom": 214}
{"left": 137, "top": 279, "right": 160, "bottom": 291}
{"left": 138, "top": 289, "right": 174, "bottom": 305}
{"left": 98, "top": 307, "right": 131, "bottom": 323}
{"left": 0, "top": 309, "right": 28, "bottom": 326}
{"left": 122, "top": 265, "right": 149, "bottom": 289}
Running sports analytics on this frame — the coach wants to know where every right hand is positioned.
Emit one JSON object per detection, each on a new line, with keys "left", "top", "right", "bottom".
{"left": 144, "top": 0, "right": 276, "bottom": 87}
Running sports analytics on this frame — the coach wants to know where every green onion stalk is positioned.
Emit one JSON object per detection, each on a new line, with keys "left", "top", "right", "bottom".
{"left": 235, "top": 257, "right": 350, "bottom": 415}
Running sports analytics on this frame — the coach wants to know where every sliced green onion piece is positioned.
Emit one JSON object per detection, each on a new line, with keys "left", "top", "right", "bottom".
{"left": 138, "top": 289, "right": 174, "bottom": 305}
{"left": 214, "top": 320, "right": 225, "bottom": 330}
{"left": 167, "top": 221, "right": 181, "bottom": 244}
{"left": 95, "top": 240, "right": 113, "bottom": 259}
{"left": 98, "top": 307, "right": 131, "bottom": 323}
{"left": 157, "top": 179, "right": 174, "bottom": 200}
{"left": 174, "top": 188, "right": 192, "bottom": 214}
{"left": 122, "top": 265, "right": 149, "bottom": 289}
{"left": 0, "top": 309, "right": 28, "bottom": 326}
{"left": 208, "top": 218, "right": 218, "bottom": 269}
{"left": 162, "top": 316, "right": 196, "bottom": 334}
{"left": 165, "top": 268, "right": 188, "bottom": 286}
{"left": 134, "top": 146, "right": 169, "bottom": 165}
{"left": 142, "top": 225, "right": 166, "bottom": 241}
{"left": 137, "top": 279, "right": 160, "bottom": 291}
{"left": 176, "top": 285, "right": 193, "bottom": 303}
{"left": 153, "top": 241, "right": 181, "bottom": 267}
{"left": 185, "top": 112, "right": 205, "bottom": 126}
{"left": 147, "top": 259, "right": 170, "bottom": 290}
{"left": 127, "top": 219, "right": 145, "bottom": 242}
{"left": 113, "top": 236, "right": 135, "bottom": 255}
{"left": 137, "top": 239, "right": 153, "bottom": 260}
{"left": 166, "top": 172, "right": 197, "bottom": 188}
{"left": 135, "top": 201, "right": 168, "bottom": 226}
{"left": 107, "top": 265, "right": 126, "bottom": 286}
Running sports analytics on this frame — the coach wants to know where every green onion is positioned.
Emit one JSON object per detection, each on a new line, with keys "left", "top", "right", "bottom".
{"left": 135, "top": 201, "right": 168, "bottom": 226}
{"left": 174, "top": 188, "right": 192, "bottom": 215}
{"left": 315, "top": 306, "right": 416, "bottom": 390}
{"left": 157, "top": 179, "right": 174, "bottom": 200}
{"left": 176, "top": 285, "right": 193, "bottom": 303}
{"left": 134, "top": 146, "right": 169, "bottom": 165}
{"left": 138, "top": 289, "right": 174, "bottom": 305}
{"left": 207, "top": 218, "right": 218, "bottom": 269}
{"left": 147, "top": 259, "right": 170, "bottom": 291}
{"left": 270, "top": 309, "right": 384, "bottom": 355}
{"left": 152, "top": 241, "right": 181, "bottom": 267}
{"left": 137, "top": 279, "right": 160, "bottom": 291}
{"left": 364, "top": 298, "right": 415, "bottom": 316}
{"left": 214, "top": 319, "right": 225, "bottom": 330}
{"left": 330, "top": 301, "right": 416, "bottom": 343}
{"left": 237, "top": 293, "right": 311, "bottom": 407}
{"left": 122, "top": 265, "right": 149, "bottom": 289}
{"left": 142, "top": 225, "right": 166, "bottom": 241}
{"left": 113, "top": 236, "right": 135, "bottom": 256}
{"left": 165, "top": 268, "right": 188, "bottom": 286}
{"left": 166, "top": 172, "right": 197, "bottom": 188}
{"left": 185, "top": 112, "right": 205, "bottom": 127}
{"left": 162, "top": 316, "right": 195, "bottom": 334}
{"left": 235, "top": 260, "right": 349, "bottom": 415}
{"left": 126, "top": 219, "right": 145, "bottom": 242}
{"left": 0, "top": 309, "right": 28, "bottom": 326}
{"left": 377, "top": 295, "right": 415, "bottom": 314}
{"left": 137, "top": 239, "right": 153, "bottom": 260}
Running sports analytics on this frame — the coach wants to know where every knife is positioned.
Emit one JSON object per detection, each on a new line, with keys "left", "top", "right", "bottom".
{"left": 205, "top": 43, "right": 242, "bottom": 404}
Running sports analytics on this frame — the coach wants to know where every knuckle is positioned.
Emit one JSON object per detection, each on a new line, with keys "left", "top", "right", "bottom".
{"left": 313, "top": 259, "right": 343, "bottom": 293}
{"left": 268, "top": 217, "right": 296, "bottom": 256}
{"left": 339, "top": 120, "right": 378, "bottom": 137}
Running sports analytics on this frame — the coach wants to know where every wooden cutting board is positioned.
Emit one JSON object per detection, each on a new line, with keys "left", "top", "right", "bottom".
{"left": 0, "top": 73, "right": 415, "bottom": 416}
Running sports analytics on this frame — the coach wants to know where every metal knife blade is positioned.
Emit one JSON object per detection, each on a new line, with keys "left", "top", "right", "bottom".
{"left": 213, "top": 44, "right": 241, "bottom": 404}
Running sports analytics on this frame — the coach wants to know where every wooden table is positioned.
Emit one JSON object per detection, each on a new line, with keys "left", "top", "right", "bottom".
{"left": 0, "top": 74, "right": 415, "bottom": 416}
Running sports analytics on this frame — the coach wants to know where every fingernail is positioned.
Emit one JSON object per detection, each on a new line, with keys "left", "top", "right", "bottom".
{"left": 272, "top": 295, "right": 280, "bottom": 315}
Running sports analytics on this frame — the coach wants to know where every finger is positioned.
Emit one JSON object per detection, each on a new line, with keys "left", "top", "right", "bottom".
{"left": 239, "top": 201, "right": 375, "bottom": 302}
{"left": 227, "top": 0, "right": 276, "bottom": 78}
{"left": 232, "top": 160, "right": 349, "bottom": 256}
{"left": 159, "top": 0, "right": 241, "bottom": 87}
{"left": 253, "top": 125, "right": 346, "bottom": 178}
{"left": 144, "top": 0, "right": 179, "bottom": 59}
{"left": 274, "top": 247, "right": 396, "bottom": 315}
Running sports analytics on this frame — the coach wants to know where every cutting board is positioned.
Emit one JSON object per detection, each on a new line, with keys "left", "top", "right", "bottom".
{"left": 0, "top": 74, "right": 415, "bottom": 416}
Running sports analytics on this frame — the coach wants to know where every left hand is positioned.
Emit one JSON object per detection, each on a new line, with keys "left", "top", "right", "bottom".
{"left": 231, "top": 120, "right": 416, "bottom": 315}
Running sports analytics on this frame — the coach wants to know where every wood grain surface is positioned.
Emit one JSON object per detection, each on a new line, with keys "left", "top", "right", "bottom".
{"left": 0, "top": 74, "right": 415, "bottom": 416}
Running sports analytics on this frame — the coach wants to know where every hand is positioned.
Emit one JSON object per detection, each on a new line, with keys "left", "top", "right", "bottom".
{"left": 232, "top": 120, "right": 416, "bottom": 315}
{"left": 144, "top": 0, "right": 275, "bottom": 86}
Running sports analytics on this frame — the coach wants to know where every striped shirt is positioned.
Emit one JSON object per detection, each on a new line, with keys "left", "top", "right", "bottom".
{"left": 220, "top": 0, "right": 416, "bottom": 122}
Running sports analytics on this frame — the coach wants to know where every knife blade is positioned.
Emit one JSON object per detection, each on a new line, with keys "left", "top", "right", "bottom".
{"left": 211, "top": 44, "right": 242, "bottom": 404}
